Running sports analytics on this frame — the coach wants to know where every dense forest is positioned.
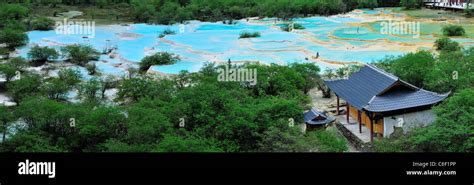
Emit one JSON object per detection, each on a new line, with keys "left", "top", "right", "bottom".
{"left": 0, "top": 0, "right": 382, "bottom": 24}
{"left": 0, "top": 1, "right": 473, "bottom": 152}
{"left": 0, "top": 60, "right": 349, "bottom": 152}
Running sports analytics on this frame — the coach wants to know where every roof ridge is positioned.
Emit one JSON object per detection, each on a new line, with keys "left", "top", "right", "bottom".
{"left": 363, "top": 95, "right": 378, "bottom": 110}
{"left": 365, "top": 64, "right": 399, "bottom": 81}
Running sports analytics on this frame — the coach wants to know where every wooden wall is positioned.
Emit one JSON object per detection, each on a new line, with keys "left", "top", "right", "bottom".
{"left": 348, "top": 105, "right": 384, "bottom": 136}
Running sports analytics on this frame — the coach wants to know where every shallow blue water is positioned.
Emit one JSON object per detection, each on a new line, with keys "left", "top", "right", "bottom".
{"left": 20, "top": 9, "right": 463, "bottom": 75}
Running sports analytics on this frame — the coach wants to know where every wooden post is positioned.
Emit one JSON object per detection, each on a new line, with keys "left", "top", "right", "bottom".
{"left": 370, "top": 114, "right": 374, "bottom": 143}
{"left": 358, "top": 110, "right": 362, "bottom": 133}
{"left": 346, "top": 103, "right": 350, "bottom": 123}
{"left": 336, "top": 96, "right": 340, "bottom": 115}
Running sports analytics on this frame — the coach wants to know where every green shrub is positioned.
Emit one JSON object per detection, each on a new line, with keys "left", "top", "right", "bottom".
{"left": 281, "top": 23, "right": 305, "bottom": 32}
{"left": 4, "top": 20, "right": 27, "bottom": 31}
{"left": 0, "top": 4, "right": 28, "bottom": 23}
{"left": 86, "top": 62, "right": 98, "bottom": 75}
{"left": 8, "top": 57, "right": 28, "bottom": 71}
{"left": 139, "top": 52, "right": 180, "bottom": 72}
{"left": 31, "top": 17, "right": 55, "bottom": 31}
{"left": 434, "top": 37, "right": 460, "bottom": 52}
{"left": 0, "top": 47, "right": 9, "bottom": 57}
{"left": 61, "top": 44, "right": 100, "bottom": 66}
{"left": 373, "top": 138, "right": 406, "bottom": 152}
{"left": 6, "top": 74, "right": 42, "bottom": 103}
{"left": 239, "top": 31, "right": 261, "bottom": 39}
{"left": 0, "top": 28, "right": 28, "bottom": 49}
{"left": 27, "top": 45, "right": 59, "bottom": 63}
{"left": 0, "top": 64, "right": 17, "bottom": 83}
{"left": 308, "top": 129, "right": 348, "bottom": 152}
{"left": 442, "top": 25, "right": 466, "bottom": 36}
{"left": 158, "top": 28, "right": 176, "bottom": 38}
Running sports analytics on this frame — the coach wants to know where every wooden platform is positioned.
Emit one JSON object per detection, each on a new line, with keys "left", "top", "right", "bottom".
{"left": 425, "top": 2, "right": 474, "bottom": 10}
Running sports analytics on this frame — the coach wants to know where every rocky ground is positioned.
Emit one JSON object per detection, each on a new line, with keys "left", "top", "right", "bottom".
{"left": 308, "top": 87, "right": 359, "bottom": 152}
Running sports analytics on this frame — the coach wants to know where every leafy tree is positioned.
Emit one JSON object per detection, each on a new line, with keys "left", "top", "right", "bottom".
{"left": 139, "top": 52, "right": 180, "bottom": 72}
{"left": 387, "top": 51, "right": 435, "bottom": 87}
{"left": 58, "top": 68, "right": 82, "bottom": 87}
{"left": 13, "top": 97, "right": 82, "bottom": 137}
{"left": 0, "top": 106, "right": 14, "bottom": 142}
{"left": 40, "top": 77, "right": 70, "bottom": 101}
{"left": 7, "top": 73, "right": 42, "bottom": 103}
{"left": 99, "top": 75, "right": 118, "bottom": 99}
{"left": 27, "top": 45, "right": 59, "bottom": 64}
{"left": 131, "top": 1, "right": 156, "bottom": 23}
{"left": 254, "top": 97, "right": 304, "bottom": 129}
{"left": 0, "top": 28, "right": 29, "bottom": 49}
{"left": 248, "top": 64, "right": 306, "bottom": 97}
{"left": 75, "top": 106, "right": 127, "bottom": 151}
{"left": 78, "top": 78, "right": 102, "bottom": 104}
{"left": 155, "top": 1, "right": 181, "bottom": 24}
{"left": 425, "top": 48, "right": 474, "bottom": 93}
{"left": 116, "top": 76, "right": 173, "bottom": 103}
{"left": 124, "top": 104, "right": 172, "bottom": 144}
{"left": 11, "top": 97, "right": 87, "bottom": 151}
{"left": 289, "top": 63, "right": 321, "bottom": 94}
{"left": 427, "top": 88, "right": 474, "bottom": 152}
{"left": 0, "top": 57, "right": 28, "bottom": 84}
{"left": 85, "top": 62, "right": 98, "bottom": 75}
{"left": 0, "top": 4, "right": 28, "bottom": 24}
{"left": 175, "top": 6, "right": 193, "bottom": 23}
{"left": 0, "top": 132, "right": 64, "bottom": 152}
{"left": 7, "top": 57, "right": 28, "bottom": 72}
{"left": 3, "top": 20, "right": 27, "bottom": 32}
{"left": 0, "top": 64, "right": 17, "bottom": 83}
{"left": 61, "top": 44, "right": 100, "bottom": 66}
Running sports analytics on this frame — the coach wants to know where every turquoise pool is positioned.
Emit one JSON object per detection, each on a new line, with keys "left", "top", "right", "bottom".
{"left": 17, "top": 8, "right": 473, "bottom": 75}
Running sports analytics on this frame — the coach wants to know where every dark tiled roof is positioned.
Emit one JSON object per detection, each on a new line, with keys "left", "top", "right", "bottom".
{"left": 365, "top": 89, "right": 450, "bottom": 112}
{"left": 304, "top": 109, "right": 335, "bottom": 125}
{"left": 324, "top": 64, "right": 449, "bottom": 112}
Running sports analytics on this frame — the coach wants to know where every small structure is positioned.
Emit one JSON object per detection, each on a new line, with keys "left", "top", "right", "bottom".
{"left": 424, "top": 0, "right": 474, "bottom": 10}
{"left": 304, "top": 109, "right": 335, "bottom": 131}
{"left": 324, "top": 64, "right": 449, "bottom": 142}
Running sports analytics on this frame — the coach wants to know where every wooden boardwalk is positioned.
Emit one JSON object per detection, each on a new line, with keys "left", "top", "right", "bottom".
{"left": 424, "top": 1, "right": 474, "bottom": 10}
